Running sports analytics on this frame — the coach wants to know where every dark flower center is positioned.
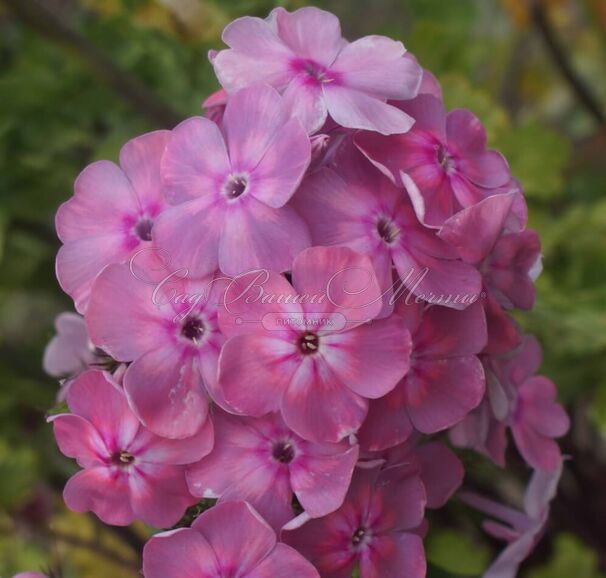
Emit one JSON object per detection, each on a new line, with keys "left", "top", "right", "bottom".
{"left": 376, "top": 217, "right": 400, "bottom": 244}
{"left": 298, "top": 331, "right": 320, "bottom": 355}
{"left": 111, "top": 450, "right": 135, "bottom": 466}
{"left": 352, "top": 527, "right": 367, "bottom": 546}
{"left": 181, "top": 317, "right": 205, "bottom": 343}
{"left": 135, "top": 217, "right": 153, "bottom": 241}
{"left": 272, "top": 440, "right": 295, "bottom": 464}
{"left": 437, "top": 144, "right": 454, "bottom": 171}
{"left": 224, "top": 175, "right": 248, "bottom": 199}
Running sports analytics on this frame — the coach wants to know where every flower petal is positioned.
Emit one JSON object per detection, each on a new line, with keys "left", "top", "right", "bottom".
{"left": 324, "top": 84, "right": 415, "bottom": 135}
{"left": 332, "top": 35, "right": 421, "bottom": 100}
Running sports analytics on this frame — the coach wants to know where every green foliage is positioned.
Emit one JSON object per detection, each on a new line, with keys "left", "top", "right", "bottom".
{"left": 527, "top": 534, "right": 606, "bottom": 578}
{"left": 427, "top": 530, "right": 491, "bottom": 576}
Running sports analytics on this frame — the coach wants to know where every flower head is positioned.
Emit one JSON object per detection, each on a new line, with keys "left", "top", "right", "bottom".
{"left": 50, "top": 370, "right": 212, "bottom": 527}
{"left": 211, "top": 6, "right": 422, "bottom": 134}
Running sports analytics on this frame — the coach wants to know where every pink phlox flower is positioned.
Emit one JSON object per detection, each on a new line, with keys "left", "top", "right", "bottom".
{"left": 142, "top": 501, "right": 320, "bottom": 578}
{"left": 50, "top": 370, "right": 212, "bottom": 527}
{"left": 211, "top": 6, "right": 422, "bottom": 134}
{"left": 186, "top": 409, "right": 358, "bottom": 530}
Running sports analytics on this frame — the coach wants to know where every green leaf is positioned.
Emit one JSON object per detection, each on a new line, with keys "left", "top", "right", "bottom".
{"left": 427, "top": 530, "right": 490, "bottom": 576}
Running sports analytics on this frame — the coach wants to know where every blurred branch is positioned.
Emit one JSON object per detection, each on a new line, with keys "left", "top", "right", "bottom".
{"left": 531, "top": 0, "right": 605, "bottom": 125}
{"left": 1, "top": 0, "right": 182, "bottom": 128}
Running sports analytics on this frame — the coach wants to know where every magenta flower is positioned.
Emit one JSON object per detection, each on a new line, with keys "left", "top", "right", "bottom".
{"left": 50, "top": 370, "right": 212, "bottom": 527}
{"left": 293, "top": 144, "right": 482, "bottom": 311}
{"left": 216, "top": 245, "right": 412, "bottom": 443}
{"left": 356, "top": 94, "right": 512, "bottom": 226}
{"left": 56, "top": 131, "right": 170, "bottom": 312}
{"left": 143, "top": 501, "right": 320, "bottom": 578}
{"left": 211, "top": 6, "right": 422, "bottom": 134}
{"left": 460, "top": 461, "right": 563, "bottom": 578}
{"left": 440, "top": 192, "right": 542, "bottom": 353}
{"left": 13, "top": 574, "right": 47, "bottom": 578}
{"left": 186, "top": 410, "right": 358, "bottom": 530}
{"left": 284, "top": 465, "right": 426, "bottom": 578}
{"left": 86, "top": 262, "right": 224, "bottom": 439}
{"left": 358, "top": 300, "right": 486, "bottom": 451}
{"left": 494, "top": 335, "right": 569, "bottom": 471}
{"left": 154, "top": 84, "right": 311, "bottom": 278}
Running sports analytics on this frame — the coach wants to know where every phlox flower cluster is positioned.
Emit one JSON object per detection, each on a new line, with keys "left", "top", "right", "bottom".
{"left": 39, "top": 6, "right": 569, "bottom": 578}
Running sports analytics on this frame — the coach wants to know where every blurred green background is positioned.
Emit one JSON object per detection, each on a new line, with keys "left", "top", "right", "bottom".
{"left": 0, "top": 0, "right": 605, "bottom": 576}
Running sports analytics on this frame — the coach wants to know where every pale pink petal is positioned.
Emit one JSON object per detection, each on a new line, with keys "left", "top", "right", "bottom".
{"left": 193, "top": 501, "right": 276, "bottom": 574}
{"left": 291, "top": 167, "right": 374, "bottom": 250}
{"left": 249, "top": 118, "right": 310, "bottom": 208}
{"left": 291, "top": 445, "right": 359, "bottom": 518}
{"left": 292, "top": 246, "right": 382, "bottom": 323}
{"left": 406, "top": 356, "right": 485, "bottom": 433}
{"left": 143, "top": 528, "right": 220, "bottom": 578}
{"left": 214, "top": 17, "right": 293, "bottom": 91}
{"left": 222, "top": 85, "right": 287, "bottom": 171}
{"left": 282, "top": 356, "right": 368, "bottom": 442}
{"left": 43, "top": 312, "right": 93, "bottom": 377}
{"left": 85, "top": 263, "right": 167, "bottom": 360}
{"left": 282, "top": 75, "right": 328, "bottom": 134}
{"left": 56, "top": 234, "right": 132, "bottom": 313}
{"left": 132, "top": 419, "right": 214, "bottom": 465}
{"left": 324, "top": 84, "right": 415, "bottom": 135}
{"left": 218, "top": 269, "right": 303, "bottom": 338}
{"left": 273, "top": 6, "right": 342, "bottom": 66}
{"left": 56, "top": 161, "right": 139, "bottom": 243}
{"left": 50, "top": 414, "right": 107, "bottom": 468}
{"left": 322, "top": 316, "right": 411, "bottom": 399}
{"left": 160, "top": 116, "right": 229, "bottom": 204}
{"left": 332, "top": 36, "right": 421, "bottom": 100}
{"left": 219, "top": 199, "right": 310, "bottom": 276}
{"left": 152, "top": 197, "right": 223, "bottom": 278}
{"left": 129, "top": 462, "right": 195, "bottom": 528}
{"left": 64, "top": 467, "right": 134, "bottom": 526}
{"left": 218, "top": 334, "right": 297, "bottom": 416}
{"left": 66, "top": 370, "right": 140, "bottom": 450}
{"left": 125, "top": 349, "right": 209, "bottom": 439}
{"left": 119, "top": 130, "right": 170, "bottom": 207}
{"left": 359, "top": 534, "right": 425, "bottom": 578}
{"left": 247, "top": 543, "right": 321, "bottom": 578}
